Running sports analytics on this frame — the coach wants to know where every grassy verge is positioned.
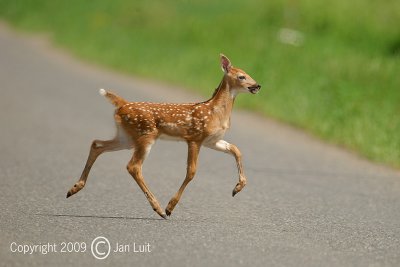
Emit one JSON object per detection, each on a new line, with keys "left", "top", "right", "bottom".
{"left": 0, "top": 0, "right": 399, "bottom": 167}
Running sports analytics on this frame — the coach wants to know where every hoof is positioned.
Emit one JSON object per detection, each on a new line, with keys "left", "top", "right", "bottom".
{"left": 232, "top": 182, "right": 245, "bottom": 197}
{"left": 232, "top": 189, "right": 238, "bottom": 197}
{"left": 160, "top": 213, "right": 168, "bottom": 219}
{"left": 66, "top": 181, "right": 85, "bottom": 198}
{"left": 165, "top": 209, "right": 171, "bottom": 216}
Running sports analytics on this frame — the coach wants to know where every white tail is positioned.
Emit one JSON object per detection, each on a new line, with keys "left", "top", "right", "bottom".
{"left": 99, "top": 88, "right": 106, "bottom": 96}
{"left": 67, "top": 54, "right": 261, "bottom": 219}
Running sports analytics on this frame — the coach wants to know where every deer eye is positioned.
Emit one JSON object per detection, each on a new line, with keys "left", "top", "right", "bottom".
{"left": 238, "top": 75, "right": 246, "bottom": 80}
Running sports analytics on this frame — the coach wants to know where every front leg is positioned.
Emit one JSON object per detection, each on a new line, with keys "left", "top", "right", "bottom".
{"left": 165, "top": 141, "right": 200, "bottom": 216}
{"left": 205, "top": 140, "right": 247, "bottom": 196}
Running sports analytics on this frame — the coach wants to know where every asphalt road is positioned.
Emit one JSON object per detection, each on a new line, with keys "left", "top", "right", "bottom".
{"left": 1, "top": 24, "right": 400, "bottom": 267}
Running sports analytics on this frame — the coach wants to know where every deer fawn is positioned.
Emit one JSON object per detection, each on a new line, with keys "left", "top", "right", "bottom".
{"left": 67, "top": 54, "right": 261, "bottom": 219}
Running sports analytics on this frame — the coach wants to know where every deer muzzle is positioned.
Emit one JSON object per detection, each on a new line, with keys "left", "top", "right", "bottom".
{"left": 248, "top": 84, "right": 261, "bottom": 94}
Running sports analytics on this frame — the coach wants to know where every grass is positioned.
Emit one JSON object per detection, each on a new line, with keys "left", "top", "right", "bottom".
{"left": 0, "top": 0, "right": 399, "bottom": 167}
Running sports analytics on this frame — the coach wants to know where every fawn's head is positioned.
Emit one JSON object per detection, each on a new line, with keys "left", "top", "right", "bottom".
{"left": 220, "top": 54, "right": 261, "bottom": 96}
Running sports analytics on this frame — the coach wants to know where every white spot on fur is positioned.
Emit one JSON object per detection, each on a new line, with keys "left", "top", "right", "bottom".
{"left": 160, "top": 122, "right": 178, "bottom": 128}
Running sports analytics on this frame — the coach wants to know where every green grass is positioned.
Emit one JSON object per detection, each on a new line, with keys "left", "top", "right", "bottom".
{"left": 1, "top": 0, "right": 399, "bottom": 167}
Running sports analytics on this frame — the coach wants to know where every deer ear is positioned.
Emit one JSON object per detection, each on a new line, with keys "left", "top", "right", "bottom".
{"left": 220, "top": 54, "right": 232, "bottom": 73}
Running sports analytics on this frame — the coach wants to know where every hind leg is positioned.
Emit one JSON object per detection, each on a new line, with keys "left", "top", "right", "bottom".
{"left": 66, "top": 138, "right": 128, "bottom": 198}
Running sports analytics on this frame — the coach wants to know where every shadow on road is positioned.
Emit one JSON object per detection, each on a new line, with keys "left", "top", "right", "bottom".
{"left": 33, "top": 213, "right": 165, "bottom": 221}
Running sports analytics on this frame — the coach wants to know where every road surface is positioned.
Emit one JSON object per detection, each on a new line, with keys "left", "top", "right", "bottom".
{"left": 0, "top": 24, "right": 400, "bottom": 266}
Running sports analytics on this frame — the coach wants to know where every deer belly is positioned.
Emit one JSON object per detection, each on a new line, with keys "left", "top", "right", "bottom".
{"left": 157, "top": 122, "right": 187, "bottom": 141}
{"left": 158, "top": 133, "right": 185, "bottom": 142}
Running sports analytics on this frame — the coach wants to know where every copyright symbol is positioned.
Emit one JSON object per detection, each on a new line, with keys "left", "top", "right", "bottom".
{"left": 91, "top": 236, "right": 110, "bottom": 260}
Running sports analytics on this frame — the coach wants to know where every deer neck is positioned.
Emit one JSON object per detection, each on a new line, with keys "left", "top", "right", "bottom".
{"left": 209, "top": 76, "right": 235, "bottom": 121}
